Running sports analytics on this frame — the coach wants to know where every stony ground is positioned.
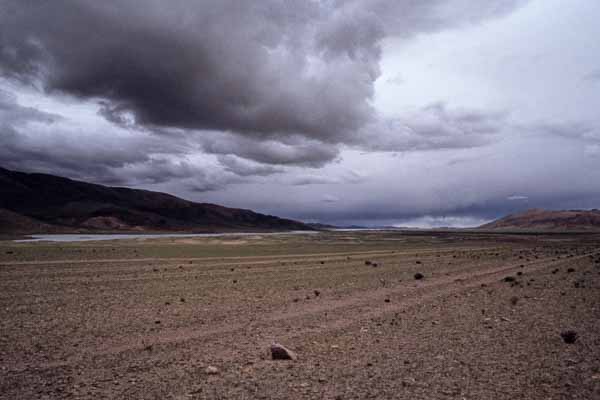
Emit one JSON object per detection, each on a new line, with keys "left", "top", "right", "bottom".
{"left": 1, "top": 231, "right": 599, "bottom": 399}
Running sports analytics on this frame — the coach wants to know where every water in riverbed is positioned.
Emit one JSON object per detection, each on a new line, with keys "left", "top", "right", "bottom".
{"left": 15, "top": 231, "right": 317, "bottom": 243}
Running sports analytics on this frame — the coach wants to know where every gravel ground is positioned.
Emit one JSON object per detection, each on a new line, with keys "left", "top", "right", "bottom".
{"left": 1, "top": 231, "right": 599, "bottom": 399}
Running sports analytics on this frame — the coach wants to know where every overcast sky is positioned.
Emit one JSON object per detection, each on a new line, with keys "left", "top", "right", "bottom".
{"left": 1, "top": 0, "right": 600, "bottom": 227}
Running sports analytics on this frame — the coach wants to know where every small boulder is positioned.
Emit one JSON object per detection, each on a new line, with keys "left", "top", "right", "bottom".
{"left": 270, "top": 343, "right": 297, "bottom": 360}
{"left": 205, "top": 365, "right": 219, "bottom": 375}
{"left": 414, "top": 273, "right": 424, "bottom": 280}
{"left": 560, "top": 330, "right": 578, "bottom": 344}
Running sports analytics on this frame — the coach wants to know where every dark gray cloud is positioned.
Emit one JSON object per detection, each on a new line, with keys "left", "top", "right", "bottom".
{"left": 217, "top": 155, "right": 284, "bottom": 177}
{"left": 289, "top": 171, "right": 365, "bottom": 186}
{"left": 0, "top": 1, "right": 368, "bottom": 142}
{"left": 0, "top": 0, "right": 527, "bottom": 160}
{"left": 364, "top": 103, "right": 507, "bottom": 151}
{"left": 0, "top": 87, "right": 208, "bottom": 186}
{"left": 198, "top": 132, "right": 340, "bottom": 167}
{"left": 9, "top": 0, "right": 592, "bottom": 229}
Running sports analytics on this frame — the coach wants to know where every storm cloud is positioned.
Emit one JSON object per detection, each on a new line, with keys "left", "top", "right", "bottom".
{"left": 2, "top": 0, "right": 600, "bottom": 227}
{"left": 0, "top": 1, "right": 526, "bottom": 154}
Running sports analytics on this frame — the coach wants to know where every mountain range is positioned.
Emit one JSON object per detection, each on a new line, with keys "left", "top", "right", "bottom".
{"left": 0, "top": 167, "right": 310, "bottom": 234}
{"left": 480, "top": 208, "right": 600, "bottom": 231}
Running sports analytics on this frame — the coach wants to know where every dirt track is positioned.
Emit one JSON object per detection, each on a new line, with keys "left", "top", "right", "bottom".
{"left": 1, "top": 231, "right": 599, "bottom": 399}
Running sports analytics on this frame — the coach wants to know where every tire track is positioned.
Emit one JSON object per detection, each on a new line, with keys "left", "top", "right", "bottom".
{"left": 8, "top": 250, "right": 594, "bottom": 374}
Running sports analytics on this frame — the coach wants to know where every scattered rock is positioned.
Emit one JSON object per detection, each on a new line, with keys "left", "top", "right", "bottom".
{"left": 510, "top": 296, "right": 519, "bottom": 306}
{"left": 561, "top": 330, "right": 578, "bottom": 344}
{"left": 384, "top": 298, "right": 390, "bottom": 303}
{"left": 567, "top": 268, "right": 575, "bottom": 273}
{"left": 365, "top": 260, "right": 372, "bottom": 266}
{"left": 270, "top": 343, "right": 297, "bottom": 360}
{"left": 414, "top": 273, "right": 424, "bottom": 280}
{"left": 503, "top": 276, "right": 516, "bottom": 283}
{"left": 314, "top": 290, "right": 320, "bottom": 297}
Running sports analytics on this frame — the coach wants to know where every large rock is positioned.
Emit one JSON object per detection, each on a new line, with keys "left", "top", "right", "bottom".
{"left": 205, "top": 365, "right": 219, "bottom": 375}
{"left": 270, "top": 343, "right": 297, "bottom": 360}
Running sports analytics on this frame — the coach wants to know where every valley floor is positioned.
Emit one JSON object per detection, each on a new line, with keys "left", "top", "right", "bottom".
{"left": 1, "top": 231, "right": 599, "bottom": 399}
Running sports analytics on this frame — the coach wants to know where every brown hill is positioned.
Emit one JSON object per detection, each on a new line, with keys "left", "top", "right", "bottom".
{"left": 0, "top": 208, "right": 59, "bottom": 234}
{"left": 0, "top": 167, "right": 311, "bottom": 233}
{"left": 480, "top": 208, "right": 600, "bottom": 231}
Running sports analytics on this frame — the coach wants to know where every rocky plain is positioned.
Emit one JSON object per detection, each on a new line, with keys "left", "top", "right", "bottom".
{"left": 1, "top": 230, "right": 599, "bottom": 399}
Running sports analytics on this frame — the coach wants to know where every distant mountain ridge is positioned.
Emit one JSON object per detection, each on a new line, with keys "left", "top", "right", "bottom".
{"left": 0, "top": 167, "right": 311, "bottom": 234}
{"left": 480, "top": 208, "right": 600, "bottom": 231}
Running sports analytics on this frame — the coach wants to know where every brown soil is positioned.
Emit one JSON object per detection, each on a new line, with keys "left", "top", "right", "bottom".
{"left": 1, "top": 231, "right": 599, "bottom": 399}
